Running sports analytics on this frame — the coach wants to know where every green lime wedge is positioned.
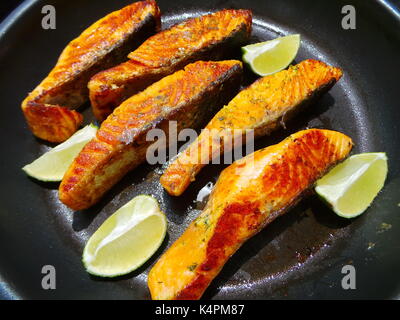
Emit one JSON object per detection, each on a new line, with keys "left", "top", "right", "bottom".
{"left": 83, "top": 195, "right": 167, "bottom": 277}
{"left": 242, "top": 34, "right": 300, "bottom": 76}
{"left": 22, "top": 124, "right": 97, "bottom": 182}
{"left": 315, "top": 153, "right": 388, "bottom": 218}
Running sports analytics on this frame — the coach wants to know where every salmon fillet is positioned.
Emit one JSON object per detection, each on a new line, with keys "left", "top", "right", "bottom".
{"left": 88, "top": 9, "right": 252, "bottom": 121}
{"left": 148, "top": 129, "right": 353, "bottom": 300}
{"left": 59, "top": 60, "right": 243, "bottom": 210}
{"left": 160, "top": 59, "right": 343, "bottom": 196}
{"left": 22, "top": 1, "right": 161, "bottom": 142}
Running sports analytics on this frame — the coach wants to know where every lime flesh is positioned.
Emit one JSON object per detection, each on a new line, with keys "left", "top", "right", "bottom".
{"left": 242, "top": 34, "right": 300, "bottom": 76}
{"left": 315, "top": 153, "right": 388, "bottom": 218}
{"left": 22, "top": 124, "right": 97, "bottom": 181}
{"left": 83, "top": 195, "right": 167, "bottom": 277}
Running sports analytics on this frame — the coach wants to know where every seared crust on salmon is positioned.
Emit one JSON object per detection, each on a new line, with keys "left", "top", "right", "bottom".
{"left": 59, "top": 60, "right": 243, "bottom": 210}
{"left": 149, "top": 129, "right": 353, "bottom": 300}
{"left": 160, "top": 59, "right": 343, "bottom": 196}
{"left": 89, "top": 9, "right": 252, "bottom": 121}
{"left": 22, "top": 1, "right": 161, "bottom": 142}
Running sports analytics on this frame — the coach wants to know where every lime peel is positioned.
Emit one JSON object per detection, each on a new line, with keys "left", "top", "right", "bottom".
{"left": 315, "top": 152, "right": 388, "bottom": 218}
{"left": 242, "top": 34, "right": 300, "bottom": 76}
{"left": 22, "top": 124, "right": 97, "bottom": 181}
{"left": 83, "top": 195, "right": 167, "bottom": 277}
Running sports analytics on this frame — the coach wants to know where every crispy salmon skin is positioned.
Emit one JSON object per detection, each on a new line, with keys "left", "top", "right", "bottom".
{"left": 59, "top": 60, "right": 243, "bottom": 210}
{"left": 148, "top": 129, "right": 353, "bottom": 300}
{"left": 160, "top": 59, "right": 343, "bottom": 196}
{"left": 22, "top": 1, "right": 161, "bottom": 142}
{"left": 89, "top": 9, "right": 252, "bottom": 121}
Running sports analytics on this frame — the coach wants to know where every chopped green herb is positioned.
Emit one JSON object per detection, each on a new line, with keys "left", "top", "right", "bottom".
{"left": 188, "top": 263, "right": 198, "bottom": 272}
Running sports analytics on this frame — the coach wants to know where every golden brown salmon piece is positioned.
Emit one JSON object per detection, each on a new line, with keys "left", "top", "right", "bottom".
{"left": 22, "top": 1, "right": 161, "bottom": 143}
{"left": 160, "top": 59, "right": 343, "bottom": 196}
{"left": 59, "top": 60, "right": 243, "bottom": 210}
{"left": 149, "top": 129, "right": 353, "bottom": 300}
{"left": 89, "top": 9, "right": 252, "bottom": 121}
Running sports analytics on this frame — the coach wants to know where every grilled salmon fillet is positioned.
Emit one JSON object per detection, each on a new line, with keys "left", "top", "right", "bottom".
{"left": 59, "top": 60, "right": 243, "bottom": 210}
{"left": 160, "top": 59, "right": 343, "bottom": 196}
{"left": 149, "top": 129, "right": 353, "bottom": 300}
{"left": 88, "top": 9, "right": 252, "bottom": 121}
{"left": 22, "top": 1, "right": 161, "bottom": 143}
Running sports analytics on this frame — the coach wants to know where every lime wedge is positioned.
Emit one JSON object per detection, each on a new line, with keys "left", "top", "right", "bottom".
{"left": 22, "top": 124, "right": 97, "bottom": 182}
{"left": 242, "top": 34, "right": 300, "bottom": 76}
{"left": 83, "top": 195, "right": 167, "bottom": 277}
{"left": 315, "top": 153, "right": 388, "bottom": 218}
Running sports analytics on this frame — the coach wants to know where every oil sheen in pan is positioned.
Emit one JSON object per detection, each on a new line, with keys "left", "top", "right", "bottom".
{"left": 42, "top": 11, "right": 371, "bottom": 299}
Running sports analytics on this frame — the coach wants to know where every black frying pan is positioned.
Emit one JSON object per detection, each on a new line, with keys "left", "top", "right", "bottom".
{"left": 0, "top": 0, "right": 399, "bottom": 299}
